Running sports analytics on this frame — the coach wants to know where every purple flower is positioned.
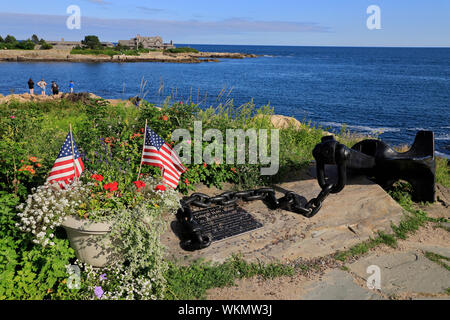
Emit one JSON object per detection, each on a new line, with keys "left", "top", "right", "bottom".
{"left": 94, "top": 286, "right": 103, "bottom": 299}
{"left": 100, "top": 274, "right": 107, "bottom": 281}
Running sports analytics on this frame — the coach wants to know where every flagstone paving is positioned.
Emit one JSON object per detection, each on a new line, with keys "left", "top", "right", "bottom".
{"left": 347, "top": 249, "right": 450, "bottom": 297}
{"left": 299, "top": 269, "right": 383, "bottom": 300}
{"left": 206, "top": 205, "right": 450, "bottom": 300}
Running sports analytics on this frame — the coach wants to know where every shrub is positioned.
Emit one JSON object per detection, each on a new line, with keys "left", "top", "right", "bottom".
{"left": 40, "top": 42, "right": 53, "bottom": 50}
{"left": 81, "top": 35, "right": 102, "bottom": 49}
{"left": 4, "top": 35, "right": 17, "bottom": 44}
{"left": 165, "top": 47, "right": 199, "bottom": 54}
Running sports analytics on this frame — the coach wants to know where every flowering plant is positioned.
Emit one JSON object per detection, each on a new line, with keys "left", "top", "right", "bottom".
{"left": 16, "top": 180, "right": 91, "bottom": 246}
{"left": 17, "top": 175, "right": 180, "bottom": 245}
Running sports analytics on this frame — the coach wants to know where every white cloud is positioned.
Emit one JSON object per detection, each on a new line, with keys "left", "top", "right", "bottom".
{"left": 136, "top": 6, "right": 165, "bottom": 14}
{"left": 0, "top": 12, "right": 330, "bottom": 41}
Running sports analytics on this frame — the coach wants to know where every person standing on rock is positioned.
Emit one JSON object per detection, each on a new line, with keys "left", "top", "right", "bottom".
{"left": 69, "top": 80, "right": 74, "bottom": 93}
{"left": 27, "top": 78, "right": 34, "bottom": 95}
{"left": 37, "top": 79, "right": 47, "bottom": 96}
{"left": 51, "top": 81, "right": 59, "bottom": 96}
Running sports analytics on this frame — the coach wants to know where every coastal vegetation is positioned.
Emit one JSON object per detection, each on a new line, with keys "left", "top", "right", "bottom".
{"left": 71, "top": 47, "right": 152, "bottom": 57}
{"left": 71, "top": 35, "right": 152, "bottom": 57}
{"left": 0, "top": 34, "right": 52, "bottom": 50}
{"left": 70, "top": 37, "right": 197, "bottom": 57}
{"left": 0, "top": 95, "right": 448, "bottom": 299}
{"left": 165, "top": 47, "right": 199, "bottom": 54}
{"left": 0, "top": 34, "right": 256, "bottom": 63}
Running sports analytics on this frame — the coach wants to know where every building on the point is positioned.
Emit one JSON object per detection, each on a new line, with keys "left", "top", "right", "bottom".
{"left": 46, "top": 38, "right": 114, "bottom": 49}
{"left": 118, "top": 35, "right": 175, "bottom": 50}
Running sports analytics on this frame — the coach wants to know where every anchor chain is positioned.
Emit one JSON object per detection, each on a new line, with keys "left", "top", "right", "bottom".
{"left": 177, "top": 183, "right": 334, "bottom": 251}
{"left": 177, "top": 135, "right": 351, "bottom": 251}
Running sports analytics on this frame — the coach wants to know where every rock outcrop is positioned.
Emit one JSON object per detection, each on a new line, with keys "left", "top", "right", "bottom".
{"left": 0, "top": 48, "right": 258, "bottom": 64}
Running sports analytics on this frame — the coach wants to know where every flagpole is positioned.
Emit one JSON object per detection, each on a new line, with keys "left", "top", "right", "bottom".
{"left": 69, "top": 124, "right": 78, "bottom": 182}
{"left": 137, "top": 119, "right": 148, "bottom": 181}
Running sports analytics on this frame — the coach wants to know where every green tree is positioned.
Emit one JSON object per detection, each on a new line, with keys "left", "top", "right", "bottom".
{"left": 31, "top": 34, "right": 39, "bottom": 44}
{"left": 40, "top": 42, "right": 53, "bottom": 50}
{"left": 81, "top": 35, "right": 101, "bottom": 49}
{"left": 0, "top": 36, "right": 4, "bottom": 43}
{"left": 4, "top": 35, "right": 17, "bottom": 44}
{"left": 16, "top": 40, "right": 35, "bottom": 50}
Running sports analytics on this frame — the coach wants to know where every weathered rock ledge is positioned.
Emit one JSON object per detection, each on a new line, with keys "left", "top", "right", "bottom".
{"left": 0, "top": 48, "right": 258, "bottom": 63}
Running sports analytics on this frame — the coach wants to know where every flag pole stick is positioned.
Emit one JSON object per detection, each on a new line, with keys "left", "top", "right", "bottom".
{"left": 69, "top": 124, "right": 78, "bottom": 182}
{"left": 137, "top": 119, "right": 148, "bottom": 181}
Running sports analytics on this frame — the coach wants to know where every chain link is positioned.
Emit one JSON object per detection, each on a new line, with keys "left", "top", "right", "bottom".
{"left": 178, "top": 183, "right": 335, "bottom": 251}
{"left": 180, "top": 184, "right": 333, "bottom": 218}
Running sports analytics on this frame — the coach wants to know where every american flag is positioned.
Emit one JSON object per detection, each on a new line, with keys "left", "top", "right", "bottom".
{"left": 47, "top": 131, "right": 84, "bottom": 188}
{"left": 141, "top": 127, "right": 186, "bottom": 188}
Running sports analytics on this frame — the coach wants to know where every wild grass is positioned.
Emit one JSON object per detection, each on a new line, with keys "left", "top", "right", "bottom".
{"left": 424, "top": 252, "right": 450, "bottom": 271}
{"left": 165, "top": 255, "right": 294, "bottom": 300}
{"left": 436, "top": 157, "right": 450, "bottom": 188}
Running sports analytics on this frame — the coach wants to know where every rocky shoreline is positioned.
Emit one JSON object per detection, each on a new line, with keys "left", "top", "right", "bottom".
{"left": 0, "top": 48, "right": 258, "bottom": 63}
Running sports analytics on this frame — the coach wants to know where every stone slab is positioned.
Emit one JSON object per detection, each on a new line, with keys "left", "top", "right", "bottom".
{"left": 299, "top": 269, "right": 383, "bottom": 300}
{"left": 348, "top": 250, "right": 450, "bottom": 295}
{"left": 162, "top": 166, "right": 405, "bottom": 264}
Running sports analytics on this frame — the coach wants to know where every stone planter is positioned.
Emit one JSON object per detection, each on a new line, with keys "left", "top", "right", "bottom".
{"left": 62, "top": 215, "right": 117, "bottom": 268}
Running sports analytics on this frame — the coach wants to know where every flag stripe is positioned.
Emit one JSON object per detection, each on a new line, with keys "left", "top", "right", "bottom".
{"left": 162, "top": 173, "right": 178, "bottom": 188}
{"left": 154, "top": 145, "right": 184, "bottom": 174}
{"left": 47, "top": 131, "right": 84, "bottom": 188}
{"left": 47, "top": 171, "right": 75, "bottom": 181}
{"left": 144, "top": 148, "right": 181, "bottom": 175}
{"left": 160, "top": 145, "right": 186, "bottom": 171}
{"left": 49, "top": 163, "right": 74, "bottom": 174}
{"left": 140, "top": 127, "right": 186, "bottom": 188}
{"left": 48, "top": 166, "right": 75, "bottom": 177}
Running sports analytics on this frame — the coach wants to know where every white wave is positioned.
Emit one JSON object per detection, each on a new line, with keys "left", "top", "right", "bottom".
{"left": 435, "top": 151, "right": 450, "bottom": 159}
{"left": 320, "top": 122, "right": 401, "bottom": 134}
{"left": 407, "top": 127, "right": 428, "bottom": 131}
{"left": 435, "top": 133, "right": 450, "bottom": 141}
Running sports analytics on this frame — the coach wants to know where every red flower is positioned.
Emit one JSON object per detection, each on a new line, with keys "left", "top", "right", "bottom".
{"left": 104, "top": 181, "right": 118, "bottom": 192}
{"left": 91, "top": 174, "right": 104, "bottom": 182}
{"left": 203, "top": 163, "right": 207, "bottom": 168}
{"left": 133, "top": 180, "right": 146, "bottom": 189}
{"left": 155, "top": 185, "right": 166, "bottom": 192}
{"left": 230, "top": 167, "right": 237, "bottom": 173}
{"left": 162, "top": 115, "right": 168, "bottom": 121}
{"left": 139, "top": 128, "right": 144, "bottom": 133}
{"left": 130, "top": 133, "right": 141, "bottom": 140}
{"left": 184, "top": 178, "right": 190, "bottom": 185}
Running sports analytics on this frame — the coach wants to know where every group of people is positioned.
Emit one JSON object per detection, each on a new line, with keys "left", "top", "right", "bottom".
{"left": 27, "top": 78, "right": 75, "bottom": 96}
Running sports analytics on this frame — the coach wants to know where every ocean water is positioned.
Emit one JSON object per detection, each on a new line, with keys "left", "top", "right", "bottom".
{"left": 0, "top": 45, "right": 449, "bottom": 157}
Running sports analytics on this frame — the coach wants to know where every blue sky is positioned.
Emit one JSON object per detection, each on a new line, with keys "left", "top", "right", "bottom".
{"left": 0, "top": 0, "right": 449, "bottom": 46}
